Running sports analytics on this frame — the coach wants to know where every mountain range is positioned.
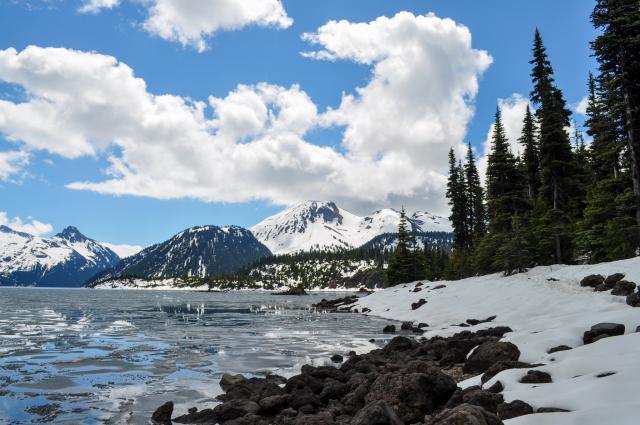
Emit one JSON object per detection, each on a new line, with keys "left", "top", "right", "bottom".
{"left": 1, "top": 201, "right": 451, "bottom": 287}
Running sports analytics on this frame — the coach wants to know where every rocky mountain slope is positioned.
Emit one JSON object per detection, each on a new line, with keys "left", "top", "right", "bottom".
{"left": 88, "top": 225, "right": 271, "bottom": 285}
{"left": 251, "top": 201, "right": 451, "bottom": 255}
{"left": 0, "top": 225, "right": 120, "bottom": 287}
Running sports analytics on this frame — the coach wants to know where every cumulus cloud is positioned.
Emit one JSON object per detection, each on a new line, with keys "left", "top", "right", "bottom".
{"left": 0, "top": 12, "right": 490, "bottom": 214}
{"left": 573, "top": 95, "right": 589, "bottom": 116}
{"left": 0, "top": 211, "right": 53, "bottom": 235}
{"left": 78, "top": 0, "right": 120, "bottom": 14}
{"left": 0, "top": 150, "right": 29, "bottom": 181}
{"left": 142, "top": 0, "right": 292, "bottom": 52}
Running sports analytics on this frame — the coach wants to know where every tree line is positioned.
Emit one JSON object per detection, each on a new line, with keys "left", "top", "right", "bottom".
{"left": 444, "top": 0, "right": 640, "bottom": 278}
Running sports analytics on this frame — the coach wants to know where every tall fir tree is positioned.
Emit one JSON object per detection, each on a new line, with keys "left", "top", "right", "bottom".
{"left": 529, "top": 29, "right": 577, "bottom": 264}
{"left": 386, "top": 208, "right": 426, "bottom": 285}
{"left": 464, "top": 142, "right": 487, "bottom": 245}
{"left": 586, "top": 72, "right": 619, "bottom": 180}
{"left": 518, "top": 105, "right": 540, "bottom": 200}
{"left": 447, "top": 149, "right": 470, "bottom": 250}
{"left": 591, "top": 0, "right": 640, "bottom": 231}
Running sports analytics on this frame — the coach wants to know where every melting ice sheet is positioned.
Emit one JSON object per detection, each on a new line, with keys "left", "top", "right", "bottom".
{"left": 0, "top": 288, "right": 393, "bottom": 424}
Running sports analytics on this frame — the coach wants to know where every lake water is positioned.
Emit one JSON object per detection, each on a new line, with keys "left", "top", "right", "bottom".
{"left": 0, "top": 288, "right": 393, "bottom": 424}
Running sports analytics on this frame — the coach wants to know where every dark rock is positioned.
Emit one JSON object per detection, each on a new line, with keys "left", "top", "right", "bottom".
{"left": 595, "top": 282, "right": 614, "bottom": 292}
{"left": 223, "top": 414, "right": 270, "bottom": 425}
{"left": 382, "top": 336, "right": 414, "bottom": 352}
{"left": 225, "top": 377, "right": 286, "bottom": 402}
{"left": 461, "top": 388, "right": 504, "bottom": 413}
{"left": 417, "top": 322, "right": 429, "bottom": 328}
{"left": 486, "top": 381, "right": 504, "bottom": 393}
{"left": 313, "top": 296, "right": 358, "bottom": 311}
{"left": 497, "top": 400, "right": 533, "bottom": 420}
{"left": 464, "top": 342, "right": 521, "bottom": 374}
{"left": 401, "top": 322, "right": 414, "bottom": 331}
{"left": 433, "top": 285, "right": 447, "bottom": 290}
{"left": 596, "top": 371, "right": 616, "bottom": 378}
{"left": 213, "top": 399, "right": 259, "bottom": 421}
{"left": 583, "top": 323, "right": 625, "bottom": 344}
{"left": 604, "top": 273, "right": 625, "bottom": 285}
{"left": 319, "top": 379, "right": 349, "bottom": 402}
{"left": 301, "top": 365, "right": 345, "bottom": 382}
{"left": 362, "top": 308, "right": 371, "bottom": 313}
{"left": 188, "top": 407, "right": 197, "bottom": 414}
{"left": 291, "top": 411, "right": 335, "bottom": 425}
{"left": 580, "top": 274, "right": 605, "bottom": 287}
{"left": 220, "top": 374, "right": 246, "bottom": 391}
{"left": 481, "top": 361, "right": 539, "bottom": 383}
{"left": 173, "top": 408, "right": 217, "bottom": 424}
{"left": 330, "top": 354, "right": 344, "bottom": 363}
{"left": 627, "top": 291, "right": 640, "bottom": 307}
{"left": 611, "top": 280, "right": 636, "bottom": 296}
{"left": 429, "top": 403, "right": 504, "bottom": 425}
{"left": 519, "top": 370, "right": 552, "bottom": 384}
{"left": 467, "top": 316, "right": 497, "bottom": 326}
{"left": 351, "top": 400, "right": 404, "bottom": 425}
{"left": 258, "top": 394, "right": 289, "bottom": 414}
{"left": 288, "top": 388, "right": 321, "bottom": 409}
{"left": 151, "top": 401, "right": 173, "bottom": 424}
{"left": 411, "top": 298, "right": 427, "bottom": 310}
{"left": 474, "top": 327, "right": 512, "bottom": 338}
{"left": 382, "top": 325, "right": 396, "bottom": 334}
{"left": 537, "top": 407, "right": 570, "bottom": 413}
{"left": 547, "top": 345, "right": 572, "bottom": 354}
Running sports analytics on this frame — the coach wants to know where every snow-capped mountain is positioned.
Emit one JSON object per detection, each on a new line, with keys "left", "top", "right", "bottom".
{"left": 250, "top": 201, "right": 452, "bottom": 255}
{"left": 88, "top": 225, "right": 271, "bottom": 284}
{"left": 0, "top": 225, "right": 121, "bottom": 287}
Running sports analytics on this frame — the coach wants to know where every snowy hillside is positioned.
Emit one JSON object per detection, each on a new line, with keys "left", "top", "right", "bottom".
{"left": 88, "top": 225, "right": 271, "bottom": 284}
{"left": 251, "top": 201, "right": 451, "bottom": 254}
{"left": 353, "top": 256, "right": 640, "bottom": 425}
{"left": 0, "top": 225, "right": 120, "bottom": 287}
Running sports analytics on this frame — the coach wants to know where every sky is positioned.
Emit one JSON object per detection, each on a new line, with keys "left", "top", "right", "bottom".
{"left": 0, "top": 0, "right": 599, "bottom": 248}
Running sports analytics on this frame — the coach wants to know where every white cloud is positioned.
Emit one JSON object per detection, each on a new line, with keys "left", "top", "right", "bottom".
{"left": 574, "top": 95, "right": 589, "bottom": 116}
{"left": 0, "top": 12, "right": 490, "bottom": 215}
{"left": 0, "top": 150, "right": 29, "bottom": 181}
{"left": 100, "top": 241, "right": 143, "bottom": 257}
{"left": 0, "top": 211, "right": 53, "bottom": 235}
{"left": 142, "top": 0, "right": 293, "bottom": 52}
{"left": 78, "top": 0, "right": 120, "bottom": 14}
{"left": 478, "top": 93, "right": 531, "bottom": 182}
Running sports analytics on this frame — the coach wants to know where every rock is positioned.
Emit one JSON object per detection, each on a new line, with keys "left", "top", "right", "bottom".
{"left": 272, "top": 286, "right": 307, "bottom": 295}
{"left": 291, "top": 411, "right": 335, "bottom": 425}
{"left": 382, "top": 336, "right": 414, "bottom": 352}
{"left": 224, "top": 377, "right": 286, "bottom": 402}
{"left": 173, "top": 408, "right": 217, "bottom": 424}
{"left": 258, "top": 394, "right": 289, "bottom": 414}
{"left": 433, "top": 285, "right": 447, "bottom": 290}
{"left": 401, "top": 322, "right": 414, "bottom": 331}
{"left": 627, "top": 291, "right": 640, "bottom": 307}
{"left": 480, "top": 360, "right": 532, "bottom": 383}
{"left": 547, "top": 345, "right": 572, "bottom": 354}
{"left": 580, "top": 274, "right": 605, "bottom": 287}
{"left": 382, "top": 325, "right": 396, "bottom": 334}
{"left": 223, "top": 414, "right": 270, "bottom": 425}
{"left": 331, "top": 354, "right": 344, "bottom": 363}
{"left": 365, "top": 368, "right": 456, "bottom": 423}
{"left": 213, "top": 399, "right": 259, "bottom": 421}
{"left": 417, "top": 322, "right": 429, "bottom": 328}
{"left": 288, "top": 388, "right": 321, "bottom": 410}
{"left": 537, "top": 407, "right": 570, "bottom": 413}
{"left": 583, "top": 323, "right": 625, "bottom": 344}
{"left": 220, "top": 374, "right": 246, "bottom": 391}
{"left": 350, "top": 400, "right": 404, "bottom": 425}
{"left": 151, "top": 401, "right": 173, "bottom": 424}
{"left": 362, "top": 308, "right": 371, "bottom": 313}
{"left": 466, "top": 316, "right": 497, "bottom": 326}
{"left": 411, "top": 298, "right": 427, "bottom": 310}
{"left": 611, "top": 280, "right": 636, "bottom": 296}
{"left": 461, "top": 388, "right": 504, "bottom": 413}
{"left": 313, "top": 296, "right": 358, "bottom": 311}
{"left": 486, "top": 381, "right": 503, "bottom": 393}
{"left": 594, "top": 282, "right": 614, "bottom": 292}
{"left": 604, "top": 273, "right": 625, "bottom": 285}
{"left": 519, "top": 370, "right": 552, "bottom": 384}
{"left": 428, "top": 403, "right": 504, "bottom": 425}
{"left": 319, "top": 379, "right": 349, "bottom": 402}
{"left": 497, "top": 400, "right": 533, "bottom": 420}
{"left": 464, "top": 342, "right": 521, "bottom": 374}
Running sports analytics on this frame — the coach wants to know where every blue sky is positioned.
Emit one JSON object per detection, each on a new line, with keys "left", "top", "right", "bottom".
{"left": 0, "top": 0, "right": 598, "bottom": 247}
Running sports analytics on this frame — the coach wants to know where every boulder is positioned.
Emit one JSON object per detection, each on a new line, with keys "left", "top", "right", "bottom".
{"left": 272, "top": 286, "right": 307, "bottom": 295}
{"left": 382, "top": 336, "right": 414, "bottom": 352}
{"left": 537, "top": 407, "right": 571, "bottom": 413}
{"left": 331, "top": 354, "right": 344, "bottom": 363}
{"left": 461, "top": 388, "right": 504, "bottom": 413}
{"left": 213, "top": 399, "right": 259, "bottom": 421}
{"left": 580, "top": 274, "right": 604, "bottom": 287}
{"left": 480, "top": 360, "right": 532, "bottom": 384}
{"left": 172, "top": 408, "right": 217, "bottom": 424}
{"left": 627, "top": 291, "right": 640, "bottom": 307}
{"left": 486, "top": 381, "right": 504, "bottom": 394}
{"left": 604, "top": 273, "right": 625, "bottom": 285}
{"left": 497, "top": 400, "right": 533, "bottom": 420}
{"left": 611, "top": 280, "right": 636, "bottom": 296}
{"left": 464, "top": 342, "right": 521, "bottom": 374}
{"left": 519, "top": 370, "right": 552, "bottom": 384}
{"left": 258, "top": 394, "right": 289, "bottom": 415}
{"left": 401, "top": 322, "right": 414, "bottom": 331}
{"left": 350, "top": 400, "right": 404, "bottom": 425}
{"left": 224, "top": 377, "right": 286, "bottom": 402}
{"left": 428, "top": 403, "right": 504, "bottom": 425}
{"left": 220, "top": 374, "right": 246, "bottom": 391}
{"left": 151, "top": 401, "right": 173, "bottom": 425}
{"left": 319, "top": 379, "right": 349, "bottom": 402}
{"left": 594, "top": 282, "right": 614, "bottom": 292}
{"left": 383, "top": 325, "right": 396, "bottom": 334}
{"left": 547, "top": 345, "right": 572, "bottom": 354}
{"left": 583, "top": 323, "right": 625, "bottom": 344}
{"left": 411, "top": 299, "right": 427, "bottom": 310}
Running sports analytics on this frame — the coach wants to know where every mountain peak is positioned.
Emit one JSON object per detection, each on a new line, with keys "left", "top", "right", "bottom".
{"left": 55, "top": 226, "right": 89, "bottom": 242}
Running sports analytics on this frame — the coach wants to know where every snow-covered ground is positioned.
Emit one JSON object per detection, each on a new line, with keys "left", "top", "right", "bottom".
{"left": 353, "top": 256, "right": 640, "bottom": 425}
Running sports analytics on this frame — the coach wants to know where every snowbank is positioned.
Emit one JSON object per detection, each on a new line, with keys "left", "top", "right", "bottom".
{"left": 353, "top": 256, "right": 640, "bottom": 425}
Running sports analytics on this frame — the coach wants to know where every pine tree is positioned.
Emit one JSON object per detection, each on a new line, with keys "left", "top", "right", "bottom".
{"left": 386, "top": 208, "right": 426, "bottom": 285}
{"left": 529, "top": 29, "right": 576, "bottom": 263}
{"left": 519, "top": 105, "right": 541, "bottom": 200}
{"left": 447, "top": 149, "right": 470, "bottom": 250}
{"left": 592, "top": 0, "right": 640, "bottom": 231}
{"left": 485, "top": 107, "right": 526, "bottom": 234}
{"left": 464, "top": 142, "right": 487, "bottom": 245}
{"left": 586, "top": 72, "right": 619, "bottom": 180}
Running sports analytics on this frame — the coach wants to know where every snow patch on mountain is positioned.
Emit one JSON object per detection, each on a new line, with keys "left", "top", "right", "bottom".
{"left": 251, "top": 201, "right": 451, "bottom": 255}
{"left": 100, "top": 242, "right": 143, "bottom": 258}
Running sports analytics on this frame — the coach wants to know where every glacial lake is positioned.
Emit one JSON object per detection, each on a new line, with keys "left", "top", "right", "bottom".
{"left": 0, "top": 288, "right": 394, "bottom": 424}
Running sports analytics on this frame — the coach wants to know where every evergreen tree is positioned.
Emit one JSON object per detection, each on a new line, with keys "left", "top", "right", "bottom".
{"left": 519, "top": 105, "right": 541, "bottom": 200}
{"left": 485, "top": 107, "right": 526, "bottom": 234}
{"left": 529, "top": 29, "right": 576, "bottom": 263}
{"left": 464, "top": 142, "right": 487, "bottom": 244}
{"left": 586, "top": 72, "right": 619, "bottom": 180}
{"left": 493, "top": 215, "right": 532, "bottom": 275}
{"left": 447, "top": 149, "right": 470, "bottom": 250}
{"left": 386, "top": 208, "right": 426, "bottom": 285}
{"left": 592, "top": 0, "right": 640, "bottom": 231}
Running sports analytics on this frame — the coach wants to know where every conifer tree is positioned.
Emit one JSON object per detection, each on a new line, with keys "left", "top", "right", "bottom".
{"left": 519, "top": 105, "right": 540, "bottom": 200}
{"left": 447, "top": 149, "right": 470, "bottom": 250}
{"left": 386, "top": 208, "right": 425, "bottom": 285}
{"left": 586, "top": 72, "right": 619, "bottom": 180}
{"left": 464, "top": 142, "right": 487, "bottom": 245}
